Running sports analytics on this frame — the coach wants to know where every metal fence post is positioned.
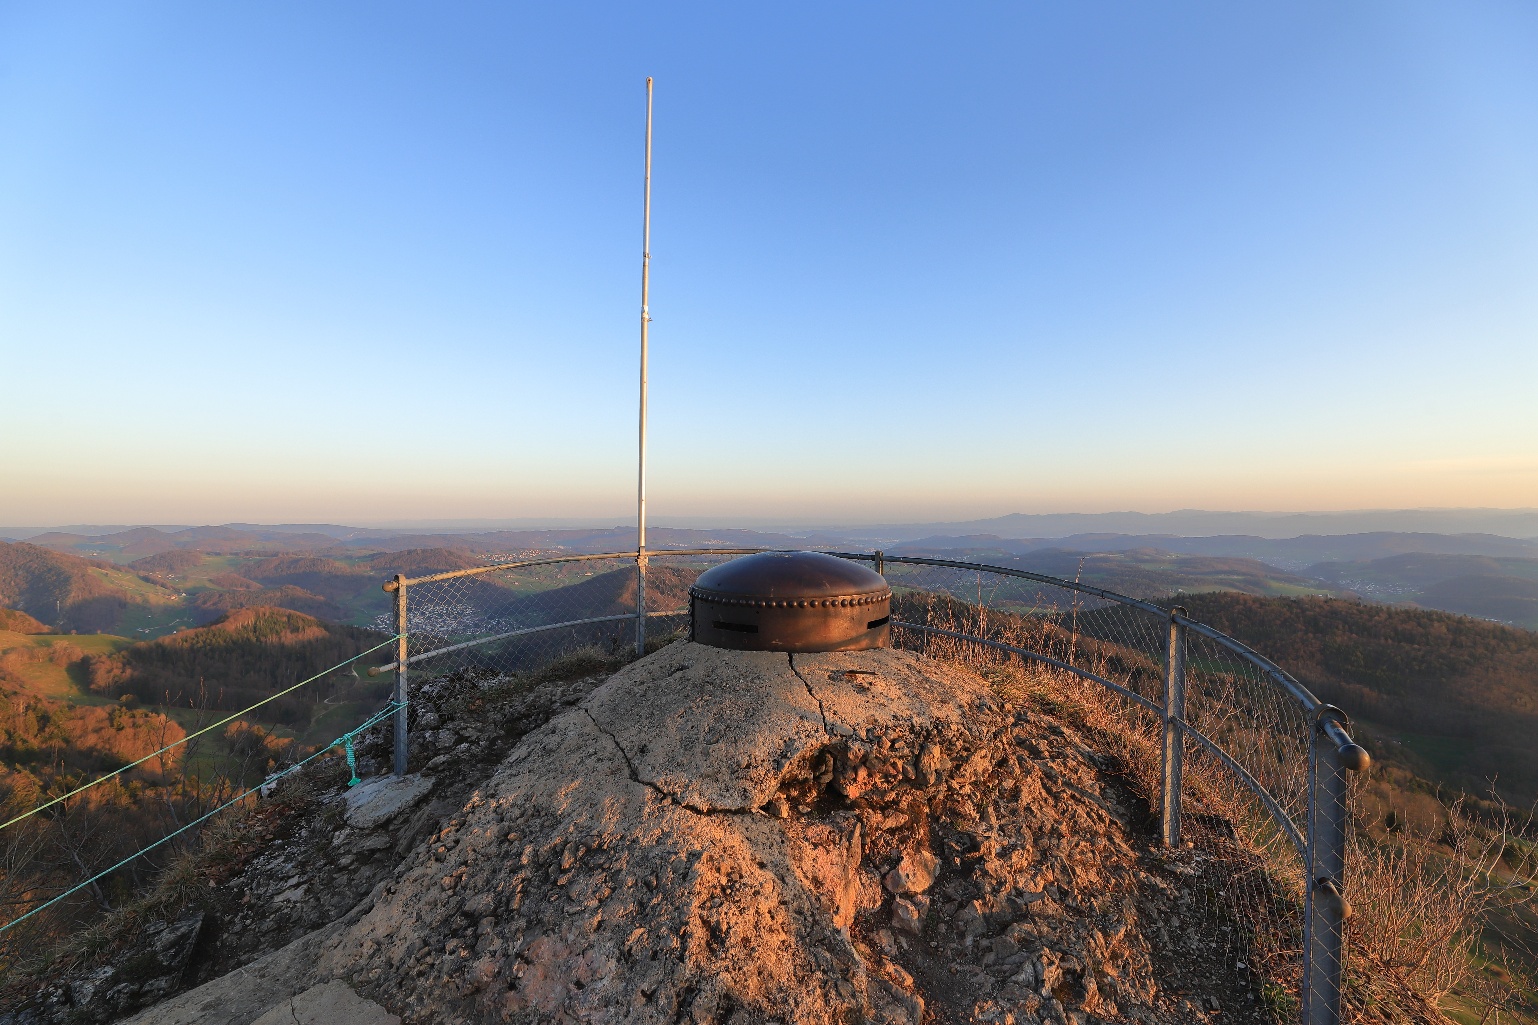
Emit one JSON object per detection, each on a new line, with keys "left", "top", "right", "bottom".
{"left": 1161, "top": 607, "right": 1187, "bottom": 847}
{"left": 874, "top": 550, "right": 884, "bottom": 577}
{"left": 635, "top": 552, "right": 648, "bottom": 657}
{"left": 393, "top": 574, "right": 408, "bottom": 776}
{"left": 1304, "top": 708, "right": 1369, "bottom": 1025}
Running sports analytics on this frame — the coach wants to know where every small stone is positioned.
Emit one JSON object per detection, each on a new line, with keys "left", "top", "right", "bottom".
{"left": 892, "top": 898, "right": 925, "bottom": 934}
{"left": 884, "top": 849, "right": 940, "bottom": 895}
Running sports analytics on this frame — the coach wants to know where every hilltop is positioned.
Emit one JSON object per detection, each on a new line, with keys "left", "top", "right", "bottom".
{"left": 0, "top": 569, "right": 1506, "bottom": 1024}
{"left": 0, "top": 608, "right": 49, "bottom": 634}
{"left": 83, "top": 607, "right": 389, "bottom": 718}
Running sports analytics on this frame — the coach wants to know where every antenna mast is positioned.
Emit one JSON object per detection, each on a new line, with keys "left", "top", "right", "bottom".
{"left": 635, "top": 77, "right": 653, "bottom": 657}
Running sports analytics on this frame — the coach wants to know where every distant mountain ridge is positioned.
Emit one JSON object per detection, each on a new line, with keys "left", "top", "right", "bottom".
{"left": 6, "top": 524, "right": 851, "bottom": 562}
{"left": 7, "top": 522, "right": 1538, "bottom": 634}
{"left": 9, "top": 507, "right": 1538, "bottom": 548}
{"left": 892, "top": 531, "right": 1538, "bottom": 566}
{"left": 854, "top": 508, "right": 1538, "bottom": 541}
{"left": 14, "top": 519, "right": 1538, "bottom": 567}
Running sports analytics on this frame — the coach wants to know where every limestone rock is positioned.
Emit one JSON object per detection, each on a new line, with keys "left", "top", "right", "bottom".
{"left": 318, "top": 643, "right": 991, "bottom": 1025}
{"left": 891, "top": 897, "right": 926, "bottom": 935}
{"left": 251, "top": 981, "right": 400, "bottom": 1025}
{"left": 46, "top": 914, "right": 205, "bottom": 1021}
{"left": 343, "top": 774, "right": 433, "bottom": 830}
{"left": 120, "top": 920, "right": 346, "bottom": 1025}
{"left": 883, "top": 849, "right": 939, "bottom": 896}
{"left": 105, "top": 639, "right": 1299, "bottom": 1025}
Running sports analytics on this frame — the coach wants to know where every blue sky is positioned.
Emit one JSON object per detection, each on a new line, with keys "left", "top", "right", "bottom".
{"left": 1, "top": 2, "right": 1535, "bottom": 526}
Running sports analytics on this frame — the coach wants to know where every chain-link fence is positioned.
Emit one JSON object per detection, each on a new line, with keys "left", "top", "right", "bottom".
{"left": 375, "top": 549, "right": 755, "bottom": 688}
{"left": 375, "top": 548, "right": 1366, "bottom": 1025}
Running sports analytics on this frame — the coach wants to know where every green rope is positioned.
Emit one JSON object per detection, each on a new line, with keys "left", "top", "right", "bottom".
{"left": 343, "top": 736, "right": 360, "bottom": 787}
{"left": 0, "top": 700, "right": 404, "bottom": 936}
{"left": 0, "top": 634, "right": 401, "bottom": 834}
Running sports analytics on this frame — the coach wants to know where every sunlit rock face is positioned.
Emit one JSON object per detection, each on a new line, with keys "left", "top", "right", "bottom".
{"left": 320, "top": 641, "right": 1214, "bottom": 1025}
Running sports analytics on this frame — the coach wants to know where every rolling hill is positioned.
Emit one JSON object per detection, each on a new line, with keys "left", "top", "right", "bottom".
{"left": 0, "top": 542, "right": 178, "bottom": 633}
{"left": 0, "top": 608, "right": 49, "bottom": 634}
{"left": 83, "top": 606, "right": 390, "bottom": 721}
{"left": 0, "top": 541, "right": 482, "bottom": 638}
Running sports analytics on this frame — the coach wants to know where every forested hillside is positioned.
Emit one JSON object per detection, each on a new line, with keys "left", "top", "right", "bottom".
{"left": 0, "top": 543, "right": 177, "bottom": 633}
{"left": 0, "top": 608, "right": 49, "bottom": 634}
{"left": 83, "top": 607, "right": 389, "bottom": 719}
{"left": 1173, "top": 592, "right": 1538, "bottom": 803}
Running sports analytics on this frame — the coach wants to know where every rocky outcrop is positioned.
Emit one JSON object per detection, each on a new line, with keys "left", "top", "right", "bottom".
{"left": 314, "top": 642, "right": 1268, "bottom": 1024}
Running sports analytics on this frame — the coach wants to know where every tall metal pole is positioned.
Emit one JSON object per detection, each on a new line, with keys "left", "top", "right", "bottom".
{"left": 635, "top": 77, "right": 653, "bottom": 658}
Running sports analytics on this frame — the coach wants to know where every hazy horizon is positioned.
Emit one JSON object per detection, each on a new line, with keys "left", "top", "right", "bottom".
{"left": 7, "top": 505, "right": 1538, "bottom": 544}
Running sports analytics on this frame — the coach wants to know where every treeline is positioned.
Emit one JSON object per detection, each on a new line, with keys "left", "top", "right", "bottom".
{"left": 0, "top": 609, "right": 49, "bottom": 634}
{"left": 0, "top": 691, "right": 186, "bottom": 779}
{"left": 83, "top": 607, "right": 390, "bottom": 722}
{"left": 0, "top": 704, "right": 296, "bottom": 975}
{"left": 1171, "top": 593, "right": 1538, "bottom": 803}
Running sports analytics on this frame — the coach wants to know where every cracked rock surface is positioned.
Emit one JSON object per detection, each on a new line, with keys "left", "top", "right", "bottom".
{"left": 316, "top": 641, "right": 1273, "bottom": 1025}
{"left": 249, "top": 981, "right": 400, "bottom": 1025}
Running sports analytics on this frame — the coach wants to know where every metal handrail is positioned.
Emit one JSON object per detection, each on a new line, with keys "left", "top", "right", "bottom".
{"left": 368, "top": 609, "right": 687, "bottom": 675}
{"left": 831, "top": 550, "right": 1327, "bottom": 713}
{"left": 388, "top": 546, "right": 1329, "bottom": 715}
{"left": 383, "top": 548, "right": 766, "bottom": 589}
{"left": 829, "top": 550, "right": 1175, "bottom": 618}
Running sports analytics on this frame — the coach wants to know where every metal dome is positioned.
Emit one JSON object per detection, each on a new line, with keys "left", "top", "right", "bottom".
{"left": 689, "top": 551, "right": 891, "bottom": 652}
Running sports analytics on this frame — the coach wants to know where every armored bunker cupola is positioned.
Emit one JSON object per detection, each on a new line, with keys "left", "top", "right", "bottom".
{"left": 688, "top": 551, "right": 891, "bottom": 652}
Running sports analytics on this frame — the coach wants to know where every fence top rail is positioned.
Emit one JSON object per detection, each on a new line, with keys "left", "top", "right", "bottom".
{"left": 385, "top": 548, "right": 769, "bottom": 589}
{"left": 827, "top": 551, "right": 1174, "bottom": 617}
{"left": 384, "top": 547, "right": 1327, "bottom": 716}
{"left": 825, "top": 551, "right": 1328, "bottom": 715}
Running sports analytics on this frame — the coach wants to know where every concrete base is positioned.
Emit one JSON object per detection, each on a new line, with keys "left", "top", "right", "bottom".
{"left": 343, "top": 773, "right": 432, "bottom": 830}
{"left": 120, "top": 921, "right": 399, "bottom": 1025}
{"left": 251, "top": 981, "right": 399, "bottom": 1025}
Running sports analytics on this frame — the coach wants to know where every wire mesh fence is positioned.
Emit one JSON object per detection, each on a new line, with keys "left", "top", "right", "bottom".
{"left": 833, "top": 553, "right": 1343, "bottom": 1022}
{"left": 384, "top": 550, "right": 756, "bottom": 689}
{"left": 380, "top": 547, "right": 1363, "bottom": 1024}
